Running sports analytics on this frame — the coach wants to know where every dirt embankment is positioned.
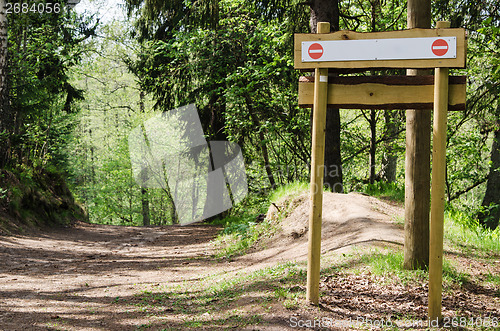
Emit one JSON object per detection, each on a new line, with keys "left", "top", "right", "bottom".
{"left": 237, "top": 192, "right": 404, "bottom": 268}
{"left": 0, "top": 168, "right": 86, "bottom": 235}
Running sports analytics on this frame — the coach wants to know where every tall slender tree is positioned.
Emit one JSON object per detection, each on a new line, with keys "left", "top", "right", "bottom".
{"left": 380, "top": 110, "right": 400, "bottom": 183}
{"left": 139, "top": 90, "right": 151, "bottom": 226}
{"left": 0, "top": 0, "right": 9, "bottom": 168}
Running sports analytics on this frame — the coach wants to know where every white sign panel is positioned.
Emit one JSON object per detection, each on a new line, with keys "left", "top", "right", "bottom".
{"left": 302, "top": 37, "right": 457, "bottom": 62}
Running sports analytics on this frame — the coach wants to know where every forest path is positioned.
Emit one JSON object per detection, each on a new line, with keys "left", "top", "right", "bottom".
{"left": 0, "top": 222, "right": 238, "bottom": 330}
{"left": 0, "top": 193, "right": 405, "bottom": 330}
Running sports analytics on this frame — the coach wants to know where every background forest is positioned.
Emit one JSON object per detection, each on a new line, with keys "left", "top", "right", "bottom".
{"left": 0, "top": 0, "right": 499, "bottom": 236}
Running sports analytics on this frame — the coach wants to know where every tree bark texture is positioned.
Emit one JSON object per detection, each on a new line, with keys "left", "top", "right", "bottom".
{"left": 0, "top": 0, "right": 10, "bottom": 168}
{"left": 369, "top": 110, "right": 377, "bottom": 184}
{"left": 404, "top": 0, "right": 431, "bottom": 270}
{"left": 310, "top": 0, "right": 343, "bottom": 193}
{"left": 479, "top": 128, "right": 500, "bottom": 230}
{"left": 380, "top": 110, "right": 400, "bottom": 183}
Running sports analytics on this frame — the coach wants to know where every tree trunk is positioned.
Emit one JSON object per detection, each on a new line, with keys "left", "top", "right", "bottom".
{"left": 380, "top": 110, "right": 400, "bottom": 183}
{"left": 139, "top": 90, "right": 145, "bottom": 112}
{"left": 324, "top": 106, "right": 343, "bottom": 192}
{"left": 0, "top": 0, "right": 10, "bottom": 168}
{"left": 140, "top": 187, "right": 151, "bottom": 226}
{"left": 404, "top": 0, "right": 431, "bottom": 270}
{"left": 259, "top": 130, "right": 276, "bottom": 188}
{"left": 245, "top": 94, "right": 276, "bottom": 188}
{"left": 478, "top": 127, "right": 500, "bottom": 230}
{"left": 138, "top": 89, "right": 151, "bottom": 226}
{"left": 89, "top": 128, "right": 96, "bottom": 181}
{"left": 310, "top": 0, "right": 343, "bottom": 193}
{"left": 369, "top": 110, "right": 377, "bottom": 184}
{"left": 170, "top": 158, "right": 180, "bottom": 225}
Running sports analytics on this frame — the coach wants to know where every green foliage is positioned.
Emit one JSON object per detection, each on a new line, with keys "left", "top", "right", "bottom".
{"left": 65, "top": 20, "right": 176, "bottom": 226}
{"left": 210, "top": 187, "right": 285, "bottom": 259}
{"left": 6, "top": 5, "right": 94, "bottom": 169}
{"left": 32, "top": 0, "right": 499, "bottom": 237}
{"left": 269, "top": 181, "right": 309, "bottom": 203}
{"left": 444, "top": 207, "right": 500, "bottom": 254}
{"left": 221, "top": 217, "right": 255, "bottom": 237}
{"left": 446, "top": 120, "right": 490, "bottom": 204}
{"left": 0, "top": 4, "right": 97, "bottom": 230}
{"left": 0, "top": 168, "right": 86, "bottom": 233}
{"left": 0, "top": 187, "right": 7, "bottom": 200}
{"left": 127, "top": 0, "right": 310, "bottom": 195}
{"left": 359, "top": 181, "right": 405, "bottom": 203}
{"left": 211, "top": 181, "right": 313, "bottom": 259}
{"left": 226, "top": 191, "right": 269, "bottom": 217}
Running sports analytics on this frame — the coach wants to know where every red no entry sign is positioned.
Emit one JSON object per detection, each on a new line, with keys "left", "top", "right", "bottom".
{"left": 432, "top": 39, "right": 449, "bottom": 56}
{"left": 308, "top": 43, "right": 324, "bottom": 60}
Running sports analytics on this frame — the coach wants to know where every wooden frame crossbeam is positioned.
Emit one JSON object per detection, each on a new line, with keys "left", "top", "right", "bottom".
{"left": 298, "top": 75, "right": 466, "bottom": 110}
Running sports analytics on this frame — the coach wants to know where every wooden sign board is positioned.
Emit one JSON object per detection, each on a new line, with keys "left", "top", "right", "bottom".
{"left": 294, "top": 28, "right": 466, "bottom": 69}
{"left": 299, "top": 22, "right": 467, "bottom": 318}
{"left": 298, "top": 75, "right": 466, "bottom": 110}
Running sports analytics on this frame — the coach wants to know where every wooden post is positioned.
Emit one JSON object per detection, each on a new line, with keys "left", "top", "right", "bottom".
{"left": 428, "top": 20, "right": 451, "bottom": 321}
{"left": 306, "top": 21, "right": 330, "bottom": 305}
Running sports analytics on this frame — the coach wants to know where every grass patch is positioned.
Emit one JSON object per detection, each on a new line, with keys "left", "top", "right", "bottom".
{"left": 442, "top": 258, "right": 469, "bottom": 286}
{"left": 323, "top": 248, "right": 427, "bottom": 285}
{"left": 360, "top": 181, "right": 405, "bottom": 203}
{"left": 484, "top": 272, "right": 500, "bottom": 287}
{"left": 391, "top": 214, "right": 405, "bottom": 226}
{"left": 209, "top": 192, "right": 272, "bottom": 259}
{"left": 444, "top": 207, "right": 500, "bottom": 255}
{"left": 322, "top": 247, "right": 473, "bottom": 288}
{"left": 365, "top": 250, "right": 412, "bottom": 278}
{"left": 211, "top": 182, "right": 310, "bottom": 259}
{"left": 211, "top": 215, "right": 279, "bottom": 259}
{"left": 125, "top": 261, "right": 307, "bottom": 329}
{"left": 202, "top": 181, "right": 498, "bottom": 329}
{"left": 269, "top": 181, "right": 309, "bottom": 203}
{"left": 122, "top": 244, "right": 498, "bottom": 330}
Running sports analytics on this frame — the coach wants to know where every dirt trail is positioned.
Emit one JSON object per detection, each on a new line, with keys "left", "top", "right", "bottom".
{"left": 0, "top": 222, "right": 235, "bottom": 330}
{"left": 0, "top": 193, "right": 405, "bottom": 330}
